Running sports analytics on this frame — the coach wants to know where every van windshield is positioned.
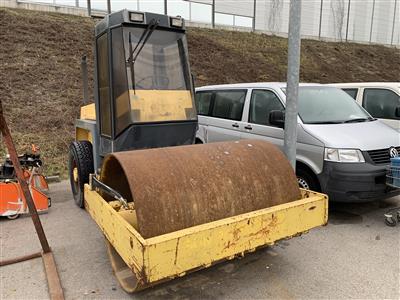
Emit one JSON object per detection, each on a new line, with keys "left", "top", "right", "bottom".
{"left": 295, "top": 87, "right": 374, "bottom": 124}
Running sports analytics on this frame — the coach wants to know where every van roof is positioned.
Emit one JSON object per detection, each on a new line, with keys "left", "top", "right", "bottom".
{"left": 196, "top": 82, "right": 324, "bottom": 91}
{"left": 327, "top": 82, "right": 400, "bottom": 88}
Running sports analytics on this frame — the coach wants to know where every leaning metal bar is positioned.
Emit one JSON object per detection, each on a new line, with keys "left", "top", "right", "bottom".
{"left": 0, "top": 100, "right": 50, "bottom": 253}
{"left": 0, "top": 252, "right": 42, "bottom": 267}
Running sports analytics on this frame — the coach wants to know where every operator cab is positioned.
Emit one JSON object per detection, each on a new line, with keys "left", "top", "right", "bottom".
{"left": 94, "top": 10, "right": 197, "bottom": 156}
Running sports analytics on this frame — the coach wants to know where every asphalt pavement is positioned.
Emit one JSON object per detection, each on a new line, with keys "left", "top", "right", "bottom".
{"left": 1, "top": 181, "right": 399, "bottom": 299}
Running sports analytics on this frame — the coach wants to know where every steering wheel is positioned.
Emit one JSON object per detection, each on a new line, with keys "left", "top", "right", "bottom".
{"left": 135, "top": 75, "right": 170, "bottom": 89}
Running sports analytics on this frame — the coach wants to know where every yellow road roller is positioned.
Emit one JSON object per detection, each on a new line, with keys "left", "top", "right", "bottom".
{"left": 69, "top": 9, "right": 328, "bottom": 292}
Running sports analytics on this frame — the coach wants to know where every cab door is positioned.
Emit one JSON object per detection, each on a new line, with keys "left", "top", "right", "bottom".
{"left": 240, "top": 89, "right": 285, "bottom": 148}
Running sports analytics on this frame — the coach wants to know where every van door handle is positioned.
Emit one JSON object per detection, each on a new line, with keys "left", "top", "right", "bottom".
{"left": 244, "top": 125, "right": 252, "bottom": 130}
{"left": 232, "top": 123, "right": 239, "bottom": 128}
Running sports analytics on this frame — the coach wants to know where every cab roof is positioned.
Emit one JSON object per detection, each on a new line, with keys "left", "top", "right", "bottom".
{"left": 95, "top": 9, "right": 186, "bottom": 37}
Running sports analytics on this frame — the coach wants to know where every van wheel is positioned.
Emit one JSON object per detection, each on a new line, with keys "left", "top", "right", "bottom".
{"left": 69, "top": 141, "right": 94, "bottom": 208}
{"left": 296, "top": 168, "right": 319, "bottom": 191}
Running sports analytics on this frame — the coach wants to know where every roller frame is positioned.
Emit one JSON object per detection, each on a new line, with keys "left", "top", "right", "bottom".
{"left": 84, "top": 183, "right": 328, "bottom": 292}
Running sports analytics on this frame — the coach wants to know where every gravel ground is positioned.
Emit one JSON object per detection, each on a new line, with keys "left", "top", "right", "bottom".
{"left": 1, "top": 181, "right": 399, "bottom": 299}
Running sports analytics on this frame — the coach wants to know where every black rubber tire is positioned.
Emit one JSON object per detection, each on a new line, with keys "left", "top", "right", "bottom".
{"left": 296, "top": 167, "right": 320, "bottom": 192}
{"left": 69, "top": 141, "right": 94, "bottom": 208}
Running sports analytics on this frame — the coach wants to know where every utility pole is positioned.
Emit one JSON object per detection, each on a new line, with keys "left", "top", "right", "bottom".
{"left": 252, "top": 0, "right": 257, "bottom": 32}
{"left": 369, "top": 0, "right": 375, "bottom": 43}
{"left": 391, "top": 0, "right": 398, "bottom": 45}
{"left": 345, "top": 0, "right": 351, "bottom": 42}
{"left": 164, "top": 0, "right": 168, "bottom": 15}
{"left": 318, "top": 0, "right": 323, "bottom": 39}
{"left": 284, "top": 0, "right": 302, "bottom": 170}
{"left": 212, "top": 0, "right": 215, "bottom": 28}
{"left": 107, "top": 0, "right": 111, "bottom": 14}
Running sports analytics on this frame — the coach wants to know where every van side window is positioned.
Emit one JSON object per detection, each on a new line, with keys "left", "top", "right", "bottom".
{"left": 195, "top": 92, "right": 212, "bottom": 116}
{"left": 211, "top": 90, "right": 246, "bottom": 121}
{"left": 249, "top": 90, "right": 284, "bottom": 126}
{"left": 342, "top": 88, "right": 358, "bottom": 100}
{"left": 363, "top": 88, "right": 400, "bottom": 120}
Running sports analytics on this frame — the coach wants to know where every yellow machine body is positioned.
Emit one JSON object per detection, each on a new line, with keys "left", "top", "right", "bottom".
{"left": 84, "top": 185, "right": 328, "bottom": 292}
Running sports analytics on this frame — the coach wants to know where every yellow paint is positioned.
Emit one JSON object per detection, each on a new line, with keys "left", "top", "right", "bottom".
{"left": 76, "top": 127, "right": 93, "bottom": 143}
{"left": 84, "top": 184, "right": 328, "bottom": 292}
{"left": 73, "top": 167, "right": 78, "bottom": 182}
{"left": 84, "top": 186, "right": 145, "bottom": 277}
{"left": 129, "top": 90, "right": 194, "bottom": 122}
{"left": 80, "top": 103, "right": 96, "bottom": 120}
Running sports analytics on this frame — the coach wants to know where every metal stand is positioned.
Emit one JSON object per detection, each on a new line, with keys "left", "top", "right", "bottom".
{"left": 0, "top": 100, "right": 64, "bottom": 300}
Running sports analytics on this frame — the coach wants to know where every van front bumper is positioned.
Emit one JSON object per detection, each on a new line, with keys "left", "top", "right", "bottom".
{"left": 317, "top": 161, "right": 400, "bottom": 202}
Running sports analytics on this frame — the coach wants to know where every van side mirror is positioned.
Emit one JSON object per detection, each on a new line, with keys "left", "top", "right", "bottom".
{"left": 269, "top": 110, "right": 285, "bottom": 128}
{"left": 395, "top": 106, "right": 400, "bottom": 118}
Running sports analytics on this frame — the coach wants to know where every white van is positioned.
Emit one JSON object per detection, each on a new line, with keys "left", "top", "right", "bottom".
{"left": 195, "top": 82, "right": 400, "bottom": 203}
{"left": 329, "top": 82, "right": 400, "bottom": 131}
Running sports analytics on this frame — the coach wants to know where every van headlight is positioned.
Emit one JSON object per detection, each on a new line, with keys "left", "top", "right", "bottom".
{"left": 324, "top": 148, "right": 365, "bottom": 163}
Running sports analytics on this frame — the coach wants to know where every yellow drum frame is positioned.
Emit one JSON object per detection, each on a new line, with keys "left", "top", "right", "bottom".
{"left": 84, "top": 184, "right": 328, "bottom": 292}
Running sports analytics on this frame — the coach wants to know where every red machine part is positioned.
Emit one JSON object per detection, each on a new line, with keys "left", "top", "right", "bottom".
{"left": 0, "top": 181, "right": 49, "bottom": 219}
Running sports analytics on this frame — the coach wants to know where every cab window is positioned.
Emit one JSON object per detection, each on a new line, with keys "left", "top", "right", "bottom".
{"left": 97, "top": 33, "right": 112, "bottom": 136}
{"left": 249, "top": 90, "right": 284, "bottom": 126}
{"left": 363, "top": 88, "right": 400, "bottom": 120}
{"left": 342, "top": 88, "right": 358, "bottom": 100}
{"left": 211, "top": 90, "right": 246, "bottom": 121}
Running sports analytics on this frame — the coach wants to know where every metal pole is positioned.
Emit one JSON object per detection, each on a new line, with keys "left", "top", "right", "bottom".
{"left": 189, "top": 1, "right": 192, "bottom": 21}
{"left": 107, "top": 0, "right": 111, "bottom": 14}
{"left": 252, "top": 0, "right": 257, "bottom": 32}
{"left": 81, "top": 55, "right": 89, "bottom": 105}
{"left": 284, "top": 0, "right": 302, "bottom": 170}
{"left": 345, "top": 0, "right": 351, "bottom": 42}
{"left": 75, "top": 0, "right": 78, "bottom": 7}
{"left": 212, "top": 0, "right": 215, "bottom": 28}
{"left": 369, "top": 0, "right": 375, "bottom": 43}
{"left": 164, "top": 0, "right": 167, "bottom": 15}
{"left": 318, "top": 0, "right": 323, "bottom": 39}
{"left": 87, "top": 0, "right": 91, "bottom": 16}
{"left": 0, "top": 101, "right": 51, "bottom": 254}
{"left": 391, "top": 0, "right": 398, "bottom": 45}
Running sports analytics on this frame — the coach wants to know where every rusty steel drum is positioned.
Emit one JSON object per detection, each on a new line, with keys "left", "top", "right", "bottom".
{"left": 100, "top": 140, "right": 301, "bottom": 238}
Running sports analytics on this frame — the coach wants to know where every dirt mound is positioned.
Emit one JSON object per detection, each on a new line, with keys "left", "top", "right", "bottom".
{"left": 0, "top": 8, "right": 399, "bottom": 176}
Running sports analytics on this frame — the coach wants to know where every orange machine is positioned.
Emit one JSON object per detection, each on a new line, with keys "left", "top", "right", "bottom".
{"left": 0, "top": 145, "right": 50, "bottom": 219}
